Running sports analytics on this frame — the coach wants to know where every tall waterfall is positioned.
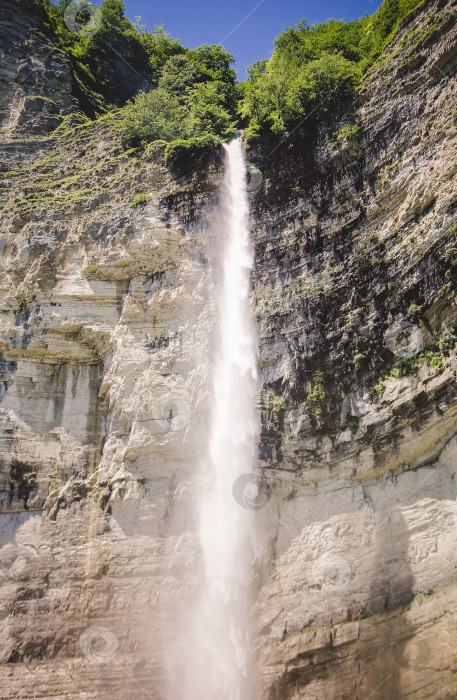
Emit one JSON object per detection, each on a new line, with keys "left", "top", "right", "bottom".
{"left": 175, "top": 139, "right": 259, "bottom": 700}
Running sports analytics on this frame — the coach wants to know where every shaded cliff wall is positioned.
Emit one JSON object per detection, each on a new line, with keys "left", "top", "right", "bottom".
{"left": 0, "top": 0, "right": 456, "bottom": 698}
{"left": 249, "top": 0, "right": 457, "bottom": 696}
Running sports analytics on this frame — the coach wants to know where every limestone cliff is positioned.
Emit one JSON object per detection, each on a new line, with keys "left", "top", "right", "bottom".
{"left": 249, "top": 1, "right": 457, "bottom": 696}
{"left": 0, "top": 0, "right": 457, "bottom": 698}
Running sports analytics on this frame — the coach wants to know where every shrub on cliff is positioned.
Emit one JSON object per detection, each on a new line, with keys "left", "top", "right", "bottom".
{"left": 123, "top": 89, "right": 184, "bottom": 146}
{"left": 122, "top": 82, "right": 235, "bottom": 147}
{"left": 164, "top": 136, "right": 222, "bottom": 176}
{"left": 130, "top": 193, "right": 151, "bottom": 207}
{"left": 241, "top": 51, "right": 360, "bottom": 136}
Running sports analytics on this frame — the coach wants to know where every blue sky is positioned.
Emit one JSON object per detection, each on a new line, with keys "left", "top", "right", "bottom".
{"left": 122, "top": 0, "right": 383, "bottom": 79}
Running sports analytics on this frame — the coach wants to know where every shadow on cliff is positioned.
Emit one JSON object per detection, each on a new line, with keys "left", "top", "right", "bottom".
{"left": 358, "top": 456, "right": 457, "bottom": 698}
{"left": 356, "top": 504, "right": 415, "bottom": 699}
{"left": 355, "top": 458, "right": 457, "bottom": 700}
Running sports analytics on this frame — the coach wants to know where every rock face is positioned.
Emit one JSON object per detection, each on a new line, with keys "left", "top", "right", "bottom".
{"left": 0, "top": 0, "right": 76, "bottom": 139}
{"left": 0, "top": 0, "right": 457, "bottom": 698}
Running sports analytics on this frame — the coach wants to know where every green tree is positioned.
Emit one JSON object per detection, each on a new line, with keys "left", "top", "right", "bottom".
{"left": 239, "top": 60, "right": 268, "bottom": 129}
{"left": 123, "top": 88, "right": 185, "bottom": 146}
{"left": 187, "top": 44, "right": 236, "bottom": 81}
{"left": 184, "top": 82, "right": 235, "bottom": 139}
{"left": 158, "top": 54, "right": 198, "bottom": 100}
{"left": 187, "top": 45, "right": 239, "bottom": 115}
{"left": 138, "top": 25, "right": 184, "bottom": 83}
{"left": 294, "top": 53, "right": 361, "bottom": 111}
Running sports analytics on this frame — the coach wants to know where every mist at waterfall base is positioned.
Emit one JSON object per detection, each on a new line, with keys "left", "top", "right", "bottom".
{"left": 168, "top": 140, "right": 260, "bottom": 700}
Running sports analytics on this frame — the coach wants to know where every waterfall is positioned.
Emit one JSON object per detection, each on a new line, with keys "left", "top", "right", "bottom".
{"left": 174, "top": 139, "right": 259, "bottom": 700}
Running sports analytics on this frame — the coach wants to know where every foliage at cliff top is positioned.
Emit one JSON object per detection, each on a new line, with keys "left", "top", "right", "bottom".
{"left": 122, "top": 56, "right": 237, "bottom": 147}
{"left": 164, "top": 136, "right": 222, "bottom": 176}
{"left": 239, "top": 0, "right": 425, "bottom": 142}
{"left": 40, "top": 0, "right": 425, "bottom": 157}
{"left": 121, "top": 0, "right": 424, "bottom": 151}
{"left": 42, "top": 0, "right": 239, "bottom": 123}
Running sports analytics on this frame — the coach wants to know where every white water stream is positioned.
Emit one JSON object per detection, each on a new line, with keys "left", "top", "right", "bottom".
{"left": 175, "top": 139, "right": 259, "bottom": 700}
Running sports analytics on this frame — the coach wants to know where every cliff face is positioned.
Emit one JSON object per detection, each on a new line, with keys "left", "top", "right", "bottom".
{"left": 0, "top": 0, "right": 77, "bottom": 140}
{"left": 249, "top": 0, "right": 457, "bottom": 696}
{"left": 0, "top": 4, "right": 219, "bottom": 693}
{"left": 0, "top": 0, "right": 457, "bottom": 698}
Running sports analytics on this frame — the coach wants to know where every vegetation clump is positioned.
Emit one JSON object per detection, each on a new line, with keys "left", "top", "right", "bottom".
{"left": 164, "top": 135, "right": 222, "bottom": 175}
{"left": 353, "top": 353, "right": 366, "bottom": 368}
{"left": 336, "top": 122, "right": 361, "bottom": 142}
{"left": 308, "top": 370, "right": 327, "bottom": 415}
{"left": 391, "top": 355, "right": 419, "bottom": 377}
{"left": 366, "top": 330, "right": 456, "bottom": 406}
{"left": 122, "top": 61, "right": 236, "bottom": 147}
{"left": 239, "top": 0, "right": 424, "bottom": 144}
{"left": 407, "top": 303, "right": 422, "bottom": 319}
{"left": 13, "top": 293, "right": 30, "bottom": 316}
{"left": 445, "top": 247, "right": 457, "bottom": 264}
{"left": 438, "top": 330, "right": 457, "bottom": 355}
{"left": 347, "top": 417, "right": 360, "bottom": 434}
{"left": 130, "top": 193, "right": 151, "bottom": 207}
{"left": 272, "top": 395, "right": 285, "bottom": 414}
{"left": 354, "top": 254, "right": 370, "bottom": 274}
{"left": 370, "top": 379, "right": 386, "bottom": 403}
{"left": 387, "top": 330, "right": 456, "bottom": 379}
{"left": 43, "top": 1, "right": 240, "bottom": 133}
